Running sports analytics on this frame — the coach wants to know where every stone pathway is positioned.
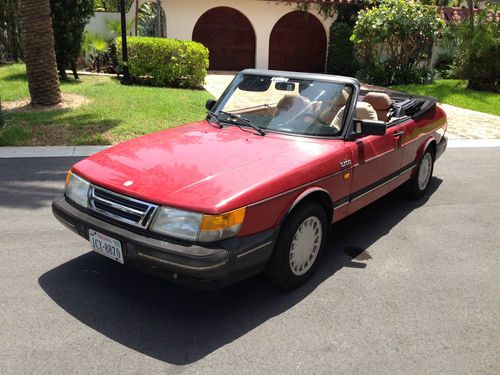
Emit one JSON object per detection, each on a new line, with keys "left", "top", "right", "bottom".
{"left": 203, "top": 71, "right": 236, "bottom": 99}
{"left": 439, "top": 103, "right": 500, "bottom": 140}
{"left": 204, "top": 73, "right": 500, "bottom": 140}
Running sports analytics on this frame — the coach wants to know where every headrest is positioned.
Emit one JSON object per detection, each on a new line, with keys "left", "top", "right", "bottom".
{"left": 336, "top": 89, "right": 349, "bottom": 107}
{"left": 277, "top": 94, "right": 309, "bottom": 111}
{"left": 363, "top": 92, "right": 392, "bottom": 110}
{"left": 355, "top": 102, "right": 378, "bottom": 121}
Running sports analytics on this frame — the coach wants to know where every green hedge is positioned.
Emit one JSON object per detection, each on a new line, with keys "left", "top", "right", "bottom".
{"left": 326, "top": 21, "right": 358, "bottom": 77}
{"left": 116, "top": 37, "right": 209, "bottom": 88}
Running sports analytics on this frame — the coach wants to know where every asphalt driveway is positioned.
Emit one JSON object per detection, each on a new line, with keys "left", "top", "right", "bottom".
{"left": 0, "top": 147, "right": 499, "bottom": 374}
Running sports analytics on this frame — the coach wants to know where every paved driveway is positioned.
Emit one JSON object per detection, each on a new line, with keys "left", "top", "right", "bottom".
{"left": 0, "top": 147, "right": 499, "bottom": 374}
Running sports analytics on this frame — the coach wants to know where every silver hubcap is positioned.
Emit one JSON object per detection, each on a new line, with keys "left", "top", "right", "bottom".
{"left": 418, "top": 153, "right": 433, "bottom": 190}
{"left": 289, "top": 216, "right": 322, "bottom": 276}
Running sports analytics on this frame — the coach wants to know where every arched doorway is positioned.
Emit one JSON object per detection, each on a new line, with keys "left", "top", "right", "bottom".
{"left": 192, "top": 7, "right": 256, "bottom": 71}
{"left": 269, "top": 11, "right": 327, "bottom": 73}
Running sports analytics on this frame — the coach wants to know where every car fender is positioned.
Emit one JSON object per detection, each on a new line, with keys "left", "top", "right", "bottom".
{"left": 416, "top": 136, "right": 438, "bottom": 163}
{"left": 279, "top": 187, "right": 333, "bottom": 226}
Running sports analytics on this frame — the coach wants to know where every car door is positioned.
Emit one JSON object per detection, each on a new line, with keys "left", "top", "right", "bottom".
{"left": 345, "top": 123, "right": 405, "bottom": 215}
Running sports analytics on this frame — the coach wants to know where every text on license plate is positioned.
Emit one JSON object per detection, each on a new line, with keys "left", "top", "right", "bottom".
{"left": 89, "top": 229, "right": 124, "bottom": 264}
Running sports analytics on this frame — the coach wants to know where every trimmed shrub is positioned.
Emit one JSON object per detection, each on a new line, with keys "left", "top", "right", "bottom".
{"left": 326, "top": 21, "right": 358, "bottom": 77}
{"left": 433, "top": 52, "right": 455, "bottom": 79}
{"left": 116, "top": 37, "right": 209, "bottom": 88}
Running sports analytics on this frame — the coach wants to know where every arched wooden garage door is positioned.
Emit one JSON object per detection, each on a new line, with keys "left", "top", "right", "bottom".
{"left": 192, "top": 7, "right": 256, "bottom": 71}
{"left": 269, "top": 11, "right": 327, "bottom": 73}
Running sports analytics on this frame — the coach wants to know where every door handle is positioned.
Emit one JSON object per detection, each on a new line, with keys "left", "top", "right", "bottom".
{"left": 393, "top": 130, "right": 404, "bottom": 137}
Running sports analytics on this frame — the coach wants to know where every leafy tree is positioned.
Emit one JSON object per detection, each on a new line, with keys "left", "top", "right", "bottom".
{"left": 419, "top": 0, "right": 460, "bottom": 5}
{"left": 19, "top": 0, "right": 61, "bottom": 105}
{"left": 448, "top": 7, "right": 499, "bottom": 91}
{"left": 137, "top": 2, "right": 158, "bottom": 36}
{"left": 327, "top": 21, "right": 359, "bottom": 76}
{"left": 94, "top": 0, "right": 133, "bottom": 12}
{"left": 105, "top": 18, "right": 134, "bottom": 38}
{"left": 50, "top": 0, "right": 95, "bottom": 80}
{"left": 325, "top": 4, "right": 366, "bottom": 76}
{"left": 351, "top": 0, "right": 445, "bottom": 85}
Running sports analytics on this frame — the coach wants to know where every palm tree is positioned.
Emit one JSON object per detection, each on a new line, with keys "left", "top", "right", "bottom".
{"left": 19, "top": 0, "right": 61, "bottom": 105}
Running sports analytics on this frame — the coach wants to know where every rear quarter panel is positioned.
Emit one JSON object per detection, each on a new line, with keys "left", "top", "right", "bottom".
{"left": 400, "top": 105, "right": 447, "bottom": 167}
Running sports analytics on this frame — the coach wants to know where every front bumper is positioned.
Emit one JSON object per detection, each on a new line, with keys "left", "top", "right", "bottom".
{"left": 52, "top": 196, "right": 278, "bottom": 289}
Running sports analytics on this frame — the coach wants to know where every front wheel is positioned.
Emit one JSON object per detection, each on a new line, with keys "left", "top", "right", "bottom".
{"left": 265, "top": 202, "right": 327, "bottom": 288}
{"left": 405, "top": 148, "right": 434, "bottom": 199}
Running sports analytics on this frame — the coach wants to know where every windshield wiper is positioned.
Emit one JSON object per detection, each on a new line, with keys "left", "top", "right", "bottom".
{"left": 219, "top": 111, "right": 265, "bottom": 136}
{"left": 206, "top": 111, "right": 223, "bottom": 129}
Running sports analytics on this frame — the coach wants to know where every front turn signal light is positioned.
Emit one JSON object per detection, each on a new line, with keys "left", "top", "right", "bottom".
{"left": 198, "top": 207, "right": 247, "bottom": 242}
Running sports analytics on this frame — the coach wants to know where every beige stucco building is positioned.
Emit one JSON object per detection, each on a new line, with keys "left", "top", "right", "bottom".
{"left": 87, "top": 0, "right": 335, "bottom": 72}
{"left": 165, "top": 0, "right": 333, "bottom": 72}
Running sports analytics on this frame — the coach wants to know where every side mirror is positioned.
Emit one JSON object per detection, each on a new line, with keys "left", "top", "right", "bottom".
{"left": 205, "top": 99, "right": 216, "bottom": 111}
{"left": 354, "top": 119, "right": 386, "bottom": 136}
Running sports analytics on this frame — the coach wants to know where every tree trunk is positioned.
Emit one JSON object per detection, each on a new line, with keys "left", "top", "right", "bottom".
{"left": 135, "top": 0, "right": 139, "bottom": 36}
{"left": 19, "top": 0, "right": 61, "bottom": 106}
{"left": 467, "top": 0, "right": 474, "bottom": 28}
{"left": 71, "top": 61, "right": 79, "bottom": 80}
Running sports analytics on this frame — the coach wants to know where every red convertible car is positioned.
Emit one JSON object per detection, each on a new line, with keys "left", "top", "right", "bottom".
{"left": 53, "top": 69, "right": 447, "bottom": 289}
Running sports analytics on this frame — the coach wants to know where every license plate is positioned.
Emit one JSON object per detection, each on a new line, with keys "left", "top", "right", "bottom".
{"left": 89, "top": 229, "right": 124, "bottom": 264}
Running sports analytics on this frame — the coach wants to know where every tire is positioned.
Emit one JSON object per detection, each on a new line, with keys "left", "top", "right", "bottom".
{"left": 265, "top": 201, "right": 327, "bottom": 288}
{"left": 405, "top": 148, "right": 435, "bottom": 199}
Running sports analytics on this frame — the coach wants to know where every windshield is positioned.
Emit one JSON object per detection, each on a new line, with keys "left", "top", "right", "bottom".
{"left": 214, "top": 74, "right": 354, "bottom": 137}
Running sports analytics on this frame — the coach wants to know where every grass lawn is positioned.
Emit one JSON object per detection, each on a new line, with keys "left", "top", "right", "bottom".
{"left": 391, "top": 80, "right": 500, "bottom": 117}
{"left": 0, "top": 63, "right": 214, "bottom": 146}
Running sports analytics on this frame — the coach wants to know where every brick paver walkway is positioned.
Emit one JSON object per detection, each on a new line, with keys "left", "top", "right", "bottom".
{"left": 204, "top": 73, "right": 500, "bottom": 140}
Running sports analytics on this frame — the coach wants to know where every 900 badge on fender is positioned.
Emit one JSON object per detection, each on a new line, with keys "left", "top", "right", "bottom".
{"left": 340, "top": 159, "right": 352, "bottom": 168}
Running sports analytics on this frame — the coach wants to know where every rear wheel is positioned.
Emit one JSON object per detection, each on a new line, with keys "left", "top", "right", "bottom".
{"left": 405, "top": 148, "right": 434, "bottom": 199}
{"left": 265, "top": 201, "right": 327, "bottom": 288}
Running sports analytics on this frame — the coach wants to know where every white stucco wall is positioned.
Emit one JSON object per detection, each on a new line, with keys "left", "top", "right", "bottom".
{"left": 85, "top": 1, "right": 148, "bottom": 38}
{"left": 164, "top": 0, "right": 334, "bottom": 70}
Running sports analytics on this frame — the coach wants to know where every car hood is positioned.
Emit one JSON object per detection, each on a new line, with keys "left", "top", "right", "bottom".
{"left": 73, "top": 121, "right": 348, "bottom": 214}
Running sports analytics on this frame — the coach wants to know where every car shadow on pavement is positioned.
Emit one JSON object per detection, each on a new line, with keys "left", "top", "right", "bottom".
{"left": 38, "top": 178, "right": 442, "bottom": 365}
{"left": 0, "top": 157, "right": 81, "bottom": 210}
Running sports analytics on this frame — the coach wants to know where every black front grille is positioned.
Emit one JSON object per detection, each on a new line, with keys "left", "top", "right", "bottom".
{"left": 93, "top": 188, "right": 149, "bottom": 212}
{"left": 88, "top": 185, "right": 159, "bottom": 228}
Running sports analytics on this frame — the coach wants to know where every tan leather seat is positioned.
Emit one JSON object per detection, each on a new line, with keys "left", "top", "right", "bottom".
{"left": 331, "top": 102, "right": 378, "bottom": 130}
{"left": 275, "top": 94, "right": 310, "bottom": 116}
{"left": 355, "top": 102, "right": 378, "bottom": 121}
{"left": 320, "top": 89, "right": 349, "bottom": 124}
{"left": 362, "top": 92, "right": 392, "bottom": 122}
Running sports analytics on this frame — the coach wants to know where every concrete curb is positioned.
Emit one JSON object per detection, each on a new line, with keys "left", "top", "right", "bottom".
{"left": 0, "top": 146, "right": 109, "bottom": 158}
{"left": 64, "top": 70, "right": 117, "bottom": 77}
{"left": 0, "top": 139, "right": 499, "bottom": 159}
{"left": 447, "top": 139, "right": 500, "bottom": 148}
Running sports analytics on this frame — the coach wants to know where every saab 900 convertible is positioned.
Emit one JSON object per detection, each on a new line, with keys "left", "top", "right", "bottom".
{"left": 53, "top": 69, "right": 447, "bottom": 289}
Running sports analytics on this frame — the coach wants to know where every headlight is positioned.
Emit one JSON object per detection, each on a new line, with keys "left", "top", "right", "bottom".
{"left": 150, "top": 206, "right": 246, "bottom": 243}
{"left": 65, "top": 171, "right": 90, "bottom": 208}
{"left": 150, "top": 207, "right": 203, "bottom": 241}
